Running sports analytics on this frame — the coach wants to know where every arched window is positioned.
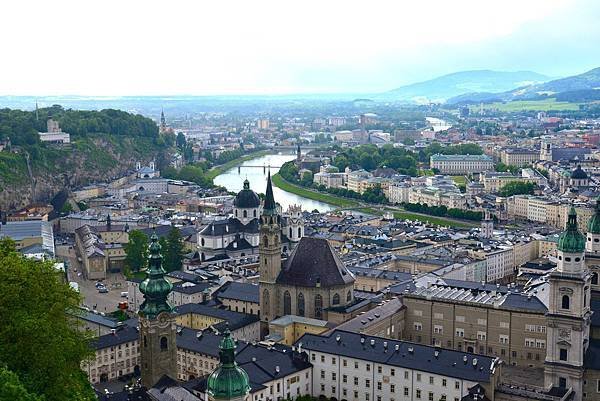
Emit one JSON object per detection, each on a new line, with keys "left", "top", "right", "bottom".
{"left": 263, "top": 236, "right": 269, "bottom": 247}
{"left": 298, "top": 227, "right": 302, "bottom": 238}
{"left": 562, "top": 295, "right": 570, "bottom": 310}
{"left": 253, "top": 210, "right": 257, "bottom": 217}
{"left": 243, "top": 210, "right": 247, "bottom": 218}
{"left": 160, "top": 337, "right": 168, "bottom": 351}
{"left": 592, "top": 272, "right": 599, "bottom": 285}
{"left": 315, "top": 294, "right": 323, "bottom": 319}
{"left": 332, "top": 293, "right": 340, "bottom": 305}
{"left": 289, "top": 227, "right": 293, "bottom": 238}
{"left": 347, "top": 291, "right": 352, "bottom": 302}
{"left": 297, "top": 293, "right": 305, "bottom": 316}
{"left": 201, "top": 238, "right": 205, "bottom": 246}
{"left": 262, "top": 289, "right": 270, "bottom": 316}
{"left": 284, "top": 291, "right": 291, "bottom": 315}
{"left": 235, "top": 210, "right": 238, "bottom": 217}
{"left": 584, "top": 287, "right": 588, "bottom": 308}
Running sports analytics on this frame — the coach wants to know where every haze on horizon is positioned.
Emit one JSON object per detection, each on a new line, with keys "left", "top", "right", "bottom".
{"left": 2, "top": 0, "right": 600, "bottom": 96}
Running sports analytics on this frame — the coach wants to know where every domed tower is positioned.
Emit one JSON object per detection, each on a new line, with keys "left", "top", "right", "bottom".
{"left": 233, "top": 179, "right": 260, "bottom": 225}
{"left": 545, "top": 207, "right": 591, "bottom": 400}
{"left": 207, "top": 328, "right": 250, "bottom": 401}
{"left": 139, "top": 234, "right": 177, "bottom": 388}
{"left": 570, "top": 165, "right": 588, "bottom": 189}
{"left": 259, "top": 172, "right": 282, "bottom": 322}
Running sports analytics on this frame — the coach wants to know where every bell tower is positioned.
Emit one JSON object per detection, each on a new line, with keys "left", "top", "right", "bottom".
{"left": 585, "top": 197, "right": 600, "bottom": 291}
{"left": 259, "top": 172, "right": 281, "bottom": 322}
{"left": 545, "top": 207, "right": 591, "bottom": 401}
{"left": 139, "top": 234, "right": 177, "bottom": 388}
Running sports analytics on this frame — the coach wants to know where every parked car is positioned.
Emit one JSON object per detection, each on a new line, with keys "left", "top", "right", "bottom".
{"left": 98, "top": 288, "right": 109, "bottom": 294}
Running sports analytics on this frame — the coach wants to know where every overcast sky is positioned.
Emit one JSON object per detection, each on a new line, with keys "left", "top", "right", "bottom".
{"left": 2, "top": 0, "right": 599, "bottom": 95}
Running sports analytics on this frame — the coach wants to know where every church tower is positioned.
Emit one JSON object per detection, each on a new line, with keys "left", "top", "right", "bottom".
{"left": 207, "top": 327, "right": 250, "bottom": 401}
{"left": 139, "top": 234, "right": 177, "bottom": 388}
{"left": 259, "top": 172, "right": 282, "bottom": 322}
{"left": 585, "top": 197, "right": 600, "bottom": 291}
{"left": 296, "top": 143, "right": 301, "bottom": 163}
{"left": 545, "top": 207, "right": 591, "bottom": 401}
{"left": 285, "top": 204, "right": 304, "bottom": 243}
{"left": 160, "top": 108, "right": 166, "bottom": 131}
{"left": 480, "top": 209, "right": 493, "bottom": 239}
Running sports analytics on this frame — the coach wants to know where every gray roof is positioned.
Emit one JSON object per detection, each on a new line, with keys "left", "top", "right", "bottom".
{"left": 174, "top": 303, "right": 259, "bottom": 331}
{"left": 90, "top": 325, "right": 139, "bottom": 350}
{"left": 0, "top": 220, "right": 54, "bottom": 256}
{"left": 215, "top": 282, "right": 260, "bottom": 303}
{"left": 298, "top": 329, "right": 497, "bottom": 383}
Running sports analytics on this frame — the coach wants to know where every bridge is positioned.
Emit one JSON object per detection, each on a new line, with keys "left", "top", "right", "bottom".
{"left": 237, "top": 164, "right": 282, "bottom": 173}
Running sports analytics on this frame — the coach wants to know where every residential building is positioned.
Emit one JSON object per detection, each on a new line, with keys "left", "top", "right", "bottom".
{"left": 430, "top": 154, "right": 494, "bottom": 174}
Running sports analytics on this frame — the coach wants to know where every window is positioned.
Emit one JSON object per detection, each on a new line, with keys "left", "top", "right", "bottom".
{"left": 592, "top": 273, "right": 598, "bottom": 285}
{"left": 414, "top": 310, "right": 423, "bottom": 316}
{"left": 477, "top": 318, "right": 487, "bottom": 326}
{"left": 366, "top": 364, "right": 371, "bottom": 371}
{"left": 391, "top": 384, "right": 395, "bottom": 393}
{"left": 355, "top": 362, "right": 359, "bottom": 369}
{"left": 321, "top": 355, "right": 325, "bottom": 362}
{"left": 434, "top": 312, "right": 444, "bottom": 319}
{"left": 417, "top": 373, "right": 422, "bottom": 382}
{"left": 500, "top": 322, "right": 509, "bottom": 329}
{"left": 405, "top": 371, "right": 409, "bottom": 380}
{"left": 500, "top": 335, "right": 509, "bottom": 344}
{"left": 562, "top": 295, "right": 570, "bottom": 310}
{"left": 434, "top": 325, "right": 443, "bottom": 334}
{"left": 262, "top": 290, "right": 270, "bottom": 316}
{"left": 332, "top": 357, "right": 336, "bottom": 365}
{"left": 343, "top": 374, "right": 347, "bottom": 383}
{"left": 263, "top": 236, "right": 269, "bottom": 246}
{"left": 429, "top": 376, "right": 434, "bottom": 385}
{"left": 560, "top": 348, "right": 568, "bottom": 361}
{"left": 377, "top": 381, "right": 382, "bottom": 390}
{"left": 391, "top": 368, "right": 395, "bottom": 376}
{"left": 404, "top": 387, "right": 409, "bottom": 396}
{"left": 332, "top": 372, "right": 336, "bottom": 380}
{"left": 332, "top": 386, "right": 336, "bottom": 394}
{"left": 314, "top": 294, "right": 323, "bottom": 319}
{"left": 414, "top": 323, "right": 423, "bottom": 331}
{"left": 243, "top": 210, "right": 247, "bottom": 218}
{"left": 416, "top": 389, "right": 422, "bottom": 399}
{"left": 332, "top": 293, "right": 340, "bottom": 305}
{"left": 456, "top": 315, "right": 465, "bottom": 322}
{"left": 283, "top": 291, "right": 291, "bottom": 315}
{"left": 559, "top": 377, "right": 567, "bottom": 388}
{"left": 442, "top": 379, "right": 447, "bottom": 387}
{"left": 320, "top": 370, "right": 325, "bottom": 379}
{"left": 365, "top": 379, "right": 370, "bottom": 388}
{"left": 354, "top": 377, "right": 359, "bottom": 385}
{"left": 477, "top": 331, "right": 487, "bottom": 341}
{"left": 160, "top": 337, "right": 168, "bottom": 351}
{"left": 456, "top": 329, "right": 464, "bottom": 337}
{"left": 377, "top": 366, "right": 382, "bottom": 374}
{"left": 455, "top": 381, "right": 460, "bottom": 390}
{"left": 297, "top": 293, "right": 305, "bottom": 316}
{"left": 429, "top": 392, "right": 434, "bottom": 401}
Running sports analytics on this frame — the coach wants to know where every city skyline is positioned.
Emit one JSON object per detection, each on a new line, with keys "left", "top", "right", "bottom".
{"left": 2, "top": 0, "right": 600, "bottom": 96}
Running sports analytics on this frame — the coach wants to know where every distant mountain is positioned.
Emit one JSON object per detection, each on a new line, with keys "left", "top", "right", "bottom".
{"left": 448, "top": 67, "right": 600, "bottom": 104}
{"left": 383, "top": 70, "right": 550, "bottom": 103}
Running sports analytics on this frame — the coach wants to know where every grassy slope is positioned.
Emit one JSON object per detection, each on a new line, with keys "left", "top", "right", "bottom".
{"left": 271, "top": 173, "right": 358, "bottom": 208}
{"left": 206, "top": 150, "right": 271, "bottom": 180}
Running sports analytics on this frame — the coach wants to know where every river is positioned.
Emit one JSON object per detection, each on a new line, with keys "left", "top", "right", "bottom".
{"left": 213, "top": 153, "right": 334, "bottom": 212}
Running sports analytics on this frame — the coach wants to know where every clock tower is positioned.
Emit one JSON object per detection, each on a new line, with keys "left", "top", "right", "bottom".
{"left": 139, "top": 233, "right": 177, "bottom": 388}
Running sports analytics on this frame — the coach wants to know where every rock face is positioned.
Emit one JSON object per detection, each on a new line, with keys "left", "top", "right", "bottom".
{"left": 0, "top": 136, "right": 166, "bottom": 211}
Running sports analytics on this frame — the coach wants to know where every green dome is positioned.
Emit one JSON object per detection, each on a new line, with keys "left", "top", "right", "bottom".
{"left": 207, "top": 328, "right": 250, "bottom": 400}
{"left": 558, "top": 207, "right": 585, "bottom": 253}
{"left": 234, "top": 180, "right": 260, "bottom": 208}
{"left": 139, "top": 233, "right": 174, "bottom": 319}
{"left": 587, "top": 199, "right": 600, "bottom": 234}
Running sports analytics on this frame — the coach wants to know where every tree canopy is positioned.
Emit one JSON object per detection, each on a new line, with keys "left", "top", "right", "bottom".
{"left": 124, "top": 230, "right": 149, "bottom": 272}
{"left": 0, "top": 238, "right": 95, "bottom": 401}
{"left": 499, "top": 181, "right": 536, "bottom": 197}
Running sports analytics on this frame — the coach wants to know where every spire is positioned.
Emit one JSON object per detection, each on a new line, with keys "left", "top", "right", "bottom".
{"left": 263, "top": 171, "right": 276, "bottom": 214}
{"left": 139, "top": 233, "right": 173, "bottom": 319}
{"left": 106, "top": 213, "right": 111, "bottom": 230}
{"left": 160, "top": 108, "right": 166, "bottom": 127}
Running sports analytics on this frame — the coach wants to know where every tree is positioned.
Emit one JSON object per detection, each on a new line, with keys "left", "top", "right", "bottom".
{"left": 0, "top": 238, "right": 95, "bottom": 401}
{"left": 176, "top": 132, "right": 186, "bottom": 149}
{"left": 124, "top": 230, "right": 149, "bottom": 272}
{"left": 0, "top": 366, "right": 43, "bottom": 401}
{"left": 163, "top": 227, "right": 184, "bottom": 272}
{"left": 499, "top": 181, "right": 536, "bottom": 197}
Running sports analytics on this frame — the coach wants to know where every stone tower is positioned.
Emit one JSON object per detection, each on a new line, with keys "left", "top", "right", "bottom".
{"left": 285, "top": 204, "right": 304, "bottom": 243}
{"left": 480, "top": 209, "right": 493, "bottom": 239}
{"left": 259, "top": 172, "right": 281, "bottom": 322}
{"left": 585, "top": 198, "right": 600, "bottom": 290}
{"left": 544, "top": 207, "right": 591, "bottom": 401}
{"left": 207, "top": 327, "right": 250, "bottom": 401}
{"left": 296, "top": 143, "right": 301, "bottom": 163}
{"left": 139, "top": 233, "right": 177, "bottom": 388}
{"left": 160, "top": 108, "right": 166, "bottom": 130}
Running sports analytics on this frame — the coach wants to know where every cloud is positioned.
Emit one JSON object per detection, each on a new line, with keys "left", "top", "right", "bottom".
{"left": 0, "top": 0, "right": 597, "bottom": 95}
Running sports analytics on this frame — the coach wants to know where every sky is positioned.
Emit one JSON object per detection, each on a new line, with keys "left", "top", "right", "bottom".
{"left": 1, "top": 0, "right": 600, "bottom": 96}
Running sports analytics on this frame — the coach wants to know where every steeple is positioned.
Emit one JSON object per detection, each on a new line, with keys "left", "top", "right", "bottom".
{"left": 207, "top": 327, "right": 250, "bottom": 401}
{"left": 558, "top": 207, "right": 585, "bottom": 254}
{"left": 160, "top": 108, "right": 166, "bottom": 128}
{"left": 263, "top": 171, "right": 276, "bottom": 214}
{"left": 106, "top": 213, "right": 111, "bottom": 231}
{"left": 139, "top": 233, "right": 173, "bottom": 319}
{"left": 296, "top": 143, "right": 301, "bottom": 162}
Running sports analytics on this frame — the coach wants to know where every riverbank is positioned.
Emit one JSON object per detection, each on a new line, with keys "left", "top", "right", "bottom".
{"left": 354, "top": 207, "right": 477, "bottom": 228}
{"left": 206, "top": 149, "right": 272, "bottom": 180}
{"left": 271, "top": 173, "right": 359, "bottom": 208}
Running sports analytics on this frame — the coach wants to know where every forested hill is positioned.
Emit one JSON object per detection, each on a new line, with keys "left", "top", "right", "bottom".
{"left": 0, "top": 106, "right": 172, "bottom": 210}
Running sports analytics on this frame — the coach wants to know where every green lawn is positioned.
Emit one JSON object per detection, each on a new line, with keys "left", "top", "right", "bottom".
{"left": 206, "top": 149, "right": 271, "bottom": 180}
{"left": 451, "top": 175, "right": 467, "bottom": 185}
{"left": 472, "top": 99, "right": 580, "bottom": 112}
{"left": 271, "top": 174, "right": 358, "bottom": 208}
{"left": 354, "top": 207, "right": 475, "bottom": 228}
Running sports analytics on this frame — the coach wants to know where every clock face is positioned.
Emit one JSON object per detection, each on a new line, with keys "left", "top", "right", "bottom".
{"left": 158, "top": 312, "right": 169, "bottom": 324}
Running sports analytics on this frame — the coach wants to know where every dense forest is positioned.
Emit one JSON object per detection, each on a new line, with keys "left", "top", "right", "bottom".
{"left": 0, "top": 105, "right": 159, "bottom": 146}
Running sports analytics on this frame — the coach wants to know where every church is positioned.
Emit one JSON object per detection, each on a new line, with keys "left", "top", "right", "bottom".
{"left": 197, "top": 177, "right": 304, "bottom": 262}
{"left": 258, "top": 172, "right": 356, "bottom": 323}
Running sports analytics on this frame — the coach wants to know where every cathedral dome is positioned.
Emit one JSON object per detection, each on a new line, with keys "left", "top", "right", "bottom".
{"left": 207, "top": 328, "right": 250, "bottom": 400}
{"left": 558, "top": 207, "right": 585, "bottom": 253}
{"left": 588, "top": 199, "right": 600, "bottom": 234}
{"left": 571, "top": 165, "right": 588, "bottom": 180}
{"left": 234, "top": 180, "right": 260, "bottom": 208}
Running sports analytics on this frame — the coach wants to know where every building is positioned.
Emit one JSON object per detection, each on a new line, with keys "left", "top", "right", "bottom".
{"left": 480, "top": 172, "right": 541, "bottom": 193}
{"left": 408, "top": 186, "right": 467, "bottom": 209}
{"left": 0, "top": 220, "right": 55, "bottom": 257}
{"left": 268, "top": 315, "right": 332, "bottom": 345}
{"left": 206, "top": 329, "right": 251, "bottom": 401}
{"left": 259, "top": 173, "right": 356, "bottom": 322}
{"left": 198, "top": 179, "right": 303, "bottom": 262}
{"left": 500, "top": 148, "right": 539, "bottom": 166}
{"left": 430, "top": 154, "right": 494, "bottom": 175}
{"left": 299, "top": 329, "right": 501, "bottom": 401}
{"left": 38, "top": 118, "right": 70, "bottom": 144}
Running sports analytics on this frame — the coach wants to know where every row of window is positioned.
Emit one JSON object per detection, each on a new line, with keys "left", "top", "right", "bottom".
{"left": 320, "top": 384, "right": 460, "bottom": 401}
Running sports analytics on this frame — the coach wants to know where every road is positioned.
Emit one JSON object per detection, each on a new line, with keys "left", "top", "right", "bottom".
{"left": 56, "top": 245, "right": 128, "bottom": 313}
